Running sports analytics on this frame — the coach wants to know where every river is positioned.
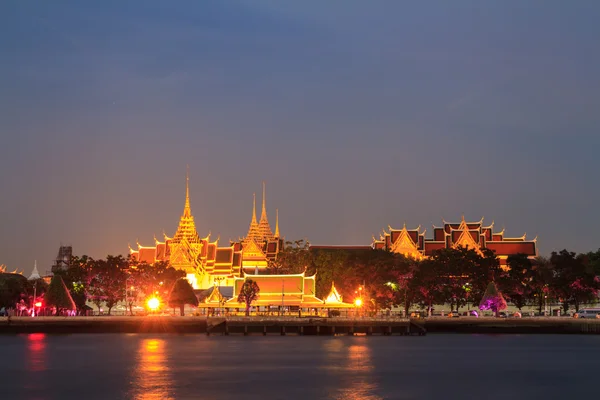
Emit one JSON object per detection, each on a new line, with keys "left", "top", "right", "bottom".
{"left": 0, "top": 333, "right": 598, "bottom": 400}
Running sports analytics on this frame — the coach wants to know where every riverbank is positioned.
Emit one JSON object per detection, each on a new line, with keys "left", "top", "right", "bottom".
{"left": 1, "top": 316, "right": 599, "bottom": 335}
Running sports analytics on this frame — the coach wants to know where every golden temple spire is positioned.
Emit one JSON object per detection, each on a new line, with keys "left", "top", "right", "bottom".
{"left": 258, "top": 181, "right": 273, "bottom": 239}
{"left": 171, "top": 166, "right": 201, "bottom": 245}
{"left": 183, "top": 166, "right": 191, "bottom": 218}
{"left": 252, "top": 193, "right": 258, "bottom": 225}
{"left": 260, "top": 181, "right": 267, "bottom": 222}
{"left": 245, "top": 193, "right": 260, "bottom": 240}
{"left": 275, "top": 208, "right": 280, "bottom": 237}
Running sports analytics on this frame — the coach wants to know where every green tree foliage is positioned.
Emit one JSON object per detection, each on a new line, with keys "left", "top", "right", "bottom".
{"left": 412, "top": 257, "right": 446, "bottom": 316}
{"left": 168, "top": 278, "right": 199, "bottom": 316}
{"left": 309, "top": 247, "right": 353, "bottom": 298}
{"left": 497, "top": 253, "right": 534, "bottom": 310}
{"left": 584, "top": 249, "right": 600, "bottom": 276}
{"left": 479, "top": 282, "right": 507, "bottom": 316}
{"left": 52, "top": 254, "right": 93, "bottom": 312}
{"left": 45, "top": 275, "right": 76, "bottom": 314}
{"left": 0, "top": 273, "right": 28, "bottom": 309}
{"left": 268, "top": 239, "right": 312, "bottom": 275}
{"left": 129, "top": 261, "right": 185, "bottom": 302}
{"left": 550, "top": 250, "right": 599, "bottom": 312}
{"left": 237, "top": 279, "right": 260, "bottom": 316}
{"left": 86, "top": 255, "right": 128, "bottom": 315}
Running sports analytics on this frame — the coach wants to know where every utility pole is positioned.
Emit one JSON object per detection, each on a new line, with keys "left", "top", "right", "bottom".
{"left": 32, "top": 281, "right": 37, "bottom": 317}
{"left": 281, "top": 279, "right": 285, "bottom": 316}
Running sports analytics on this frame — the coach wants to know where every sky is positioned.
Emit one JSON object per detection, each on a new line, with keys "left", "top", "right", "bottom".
{"left": 1, "top": 1, "right": 600, "bottom": 276}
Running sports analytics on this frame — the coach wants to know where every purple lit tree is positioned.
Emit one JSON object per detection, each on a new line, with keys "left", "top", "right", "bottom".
{"left": 479, "top": 282, "right": 507, "bottom": 317}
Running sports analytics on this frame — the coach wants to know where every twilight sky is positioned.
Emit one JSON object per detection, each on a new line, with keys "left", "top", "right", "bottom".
{"left": 2, "top": 1, "right": 600, "bottom": 275}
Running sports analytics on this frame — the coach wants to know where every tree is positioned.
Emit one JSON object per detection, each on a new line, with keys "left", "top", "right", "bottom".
{"left": 0, "top": 273, "right": 28, "bottom": 309}
{"left": 497, "top": 253, "right": 534, "bottom": 311}
{"left": 268, "top": 239, "right": 311, "bottom": 275}
{"left": 86, "top": 255, "right": 128, "bottom": 315}
{"left": 45, "top": 275, "right": 76, "bottom": 315}
{"left": 469, "top": 248, "right": 501, "bottom": 306}
{"left": 526, "top": 256, "right": 552, "bottom": 314}
{"left": 168, "top": 278, "right": 199, "bottom": 316}
{"left": 412, "top": 257, "right": 446, "bottom": 316}
{"left": 479, "top": 282, "right": 507, "bottom": 316}
{"left": 550, "top": 250, "right": 599, "bottom": 312}
{"left": 237, "top": 279, "right": 260, "bottom": 316}
{"left": 584, "top": 249, "right": 600, "bottom": 276}
{"left": 51, "top": 255, "right": 92, "bottom": 313}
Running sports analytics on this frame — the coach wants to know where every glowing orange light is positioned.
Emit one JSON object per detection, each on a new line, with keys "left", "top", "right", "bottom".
{"left": 146, "top": 297, "right": 160, "bottom": 311}
{"left": 354, "top": 298, "right": 363, "bottom": 307}
{"left": 35, "top": 302, "right": 42, "bottom": 307}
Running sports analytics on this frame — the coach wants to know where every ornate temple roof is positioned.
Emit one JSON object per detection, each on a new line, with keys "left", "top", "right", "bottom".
{"left": 171, "top": 170, "right": 201, "bottom": 245}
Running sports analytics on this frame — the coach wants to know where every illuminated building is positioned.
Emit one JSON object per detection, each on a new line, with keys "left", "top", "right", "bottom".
{"left": 222, "top": 272, "right": 353, "bottom": 310}
{"left": 237, "top": 182, "right": 283, "bottom": 273}
{"left": 129, "top": 174, "right": 282, "bottom": 289}
{"left": 372, "top": 216, "right": 537, "bottom": 267}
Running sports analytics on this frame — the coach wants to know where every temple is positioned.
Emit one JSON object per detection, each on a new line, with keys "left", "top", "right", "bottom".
{"left": 129, "top": 173, "right": 282, "bottom": 289}
{"left": 200, "top": 272, "right": 353, "bottom": 312}
{"left": 372, "top": 216, "right": 537, "bottom": 266}
{"left": 237, "top": 182, "right": 284, "bottom": 273}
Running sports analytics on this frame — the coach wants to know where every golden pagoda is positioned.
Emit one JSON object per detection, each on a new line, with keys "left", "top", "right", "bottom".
{"left": 129, "top": 175, "right": 284, "bottom": 289}
{"left": 237, "top": 182, "right": 283, "bottom": 273}
{"left": 129, "top": 171, "right": 243, "bottom": 289}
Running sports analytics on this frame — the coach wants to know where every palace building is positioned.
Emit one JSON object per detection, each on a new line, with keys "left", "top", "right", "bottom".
{"left": 372, "top": 216, "right": 537, "bottom": 266}
{"left": 129, "top": 174, "right": 282, "bottom": 289}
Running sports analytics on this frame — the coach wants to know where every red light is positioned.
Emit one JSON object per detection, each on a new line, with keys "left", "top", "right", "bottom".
{"left": 35, "top": 302, "right": 42, "bottom": 307}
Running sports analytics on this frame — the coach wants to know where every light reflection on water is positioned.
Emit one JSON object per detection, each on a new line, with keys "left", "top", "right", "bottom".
{"left": 323, "top": 339, "right": 382, "bottom": 400}
{"left": 131, "top": 338, "right": 174, "bottom": 400}
{"left": 27, "top": 333, "right": 47, "bottom": 372}
{"left": 2, "top": 334, "right": 600, "bottom": 400}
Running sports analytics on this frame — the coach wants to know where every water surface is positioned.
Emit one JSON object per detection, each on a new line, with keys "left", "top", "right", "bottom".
{"left": 0, "top": 333, "right": 598, "bottom": 400}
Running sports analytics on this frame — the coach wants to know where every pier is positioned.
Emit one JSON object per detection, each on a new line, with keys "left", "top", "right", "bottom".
{"left": 0, "top": 316, "right": 425, "bottom": 336}
{"left": 2, "top": 316, "right": 600, "bottom": 335}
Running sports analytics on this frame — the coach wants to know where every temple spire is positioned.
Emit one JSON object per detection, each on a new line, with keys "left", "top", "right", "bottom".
{"left": 245, "top": 193, "right": 260, "bottom": 240}
{"left": 257, "top": 181, "right": 273, "bottom": 239}
{"left": 252, "top": 193, "right": 258, "bottom": 225}
{"left": 172, "top": 166, "right": 200, "bottom": 244}
{"left": 260, "top": 181, "right": 267, "bottom": 222}
{"left": 183, "top": 166, "right": 191, "bottom": 218}
{"left": 275, "top": 208, "right": 280, "bottom": 237}
{"left": 28, "top": 260, "right": 41, "bottom": 281}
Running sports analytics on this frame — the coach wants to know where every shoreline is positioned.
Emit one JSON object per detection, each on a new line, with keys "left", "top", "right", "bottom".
{"left": 1, "top": 316, "right": 599, "bottom": 335}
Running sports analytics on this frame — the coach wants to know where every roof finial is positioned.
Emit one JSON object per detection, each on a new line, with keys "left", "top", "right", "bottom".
{"left": 275, "top": 208, "right": 280, "bottom": 237}
{"left": 261, "top": 181, "right": 267, "bottom": 219}
{"left": 251, "top": 193, "right": 257, "bottom": 224}
{"left": 183, "top": 165, "right": 191, "bottom": 217}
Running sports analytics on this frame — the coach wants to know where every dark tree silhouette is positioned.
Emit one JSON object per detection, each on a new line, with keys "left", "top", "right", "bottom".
{"left": 168, "top": 278, "right": 199, "bottom": 316}
{"left": 45, "top": 275, "right": 76, "bottom": 315}
{"left": 238, "top": 279, "right": 260, "bottom": 316}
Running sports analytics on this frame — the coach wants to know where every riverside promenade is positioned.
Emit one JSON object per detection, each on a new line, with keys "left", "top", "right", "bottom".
{"left": 1, "top": 316, "right": 599, "bottom": 335}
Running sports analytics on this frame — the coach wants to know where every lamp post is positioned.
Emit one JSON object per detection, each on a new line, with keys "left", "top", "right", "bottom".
{"left": 32, "top": 280, "right": 37, "bottom": 317}
{"left": 464, "top": 283, "right": 471, "bottom": 313}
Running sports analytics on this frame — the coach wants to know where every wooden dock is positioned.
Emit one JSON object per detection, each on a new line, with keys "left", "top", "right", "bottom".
{"left": 0, "top": 316, "right": 426, "bottom": 336}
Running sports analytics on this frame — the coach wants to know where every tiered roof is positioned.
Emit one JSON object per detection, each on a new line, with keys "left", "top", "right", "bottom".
{"left": 372, "top": 215, "right": 537, "bottom": 263}
{"left": 129, "top": 171, "right": 243, "bottom": 280}
{"left": 171, "top": 171, "right": 201, "bottom": 245}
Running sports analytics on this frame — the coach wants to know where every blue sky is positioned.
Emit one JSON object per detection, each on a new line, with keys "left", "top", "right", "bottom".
{"left": 1, "top": 1, "right": 599, "bottom": 274}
